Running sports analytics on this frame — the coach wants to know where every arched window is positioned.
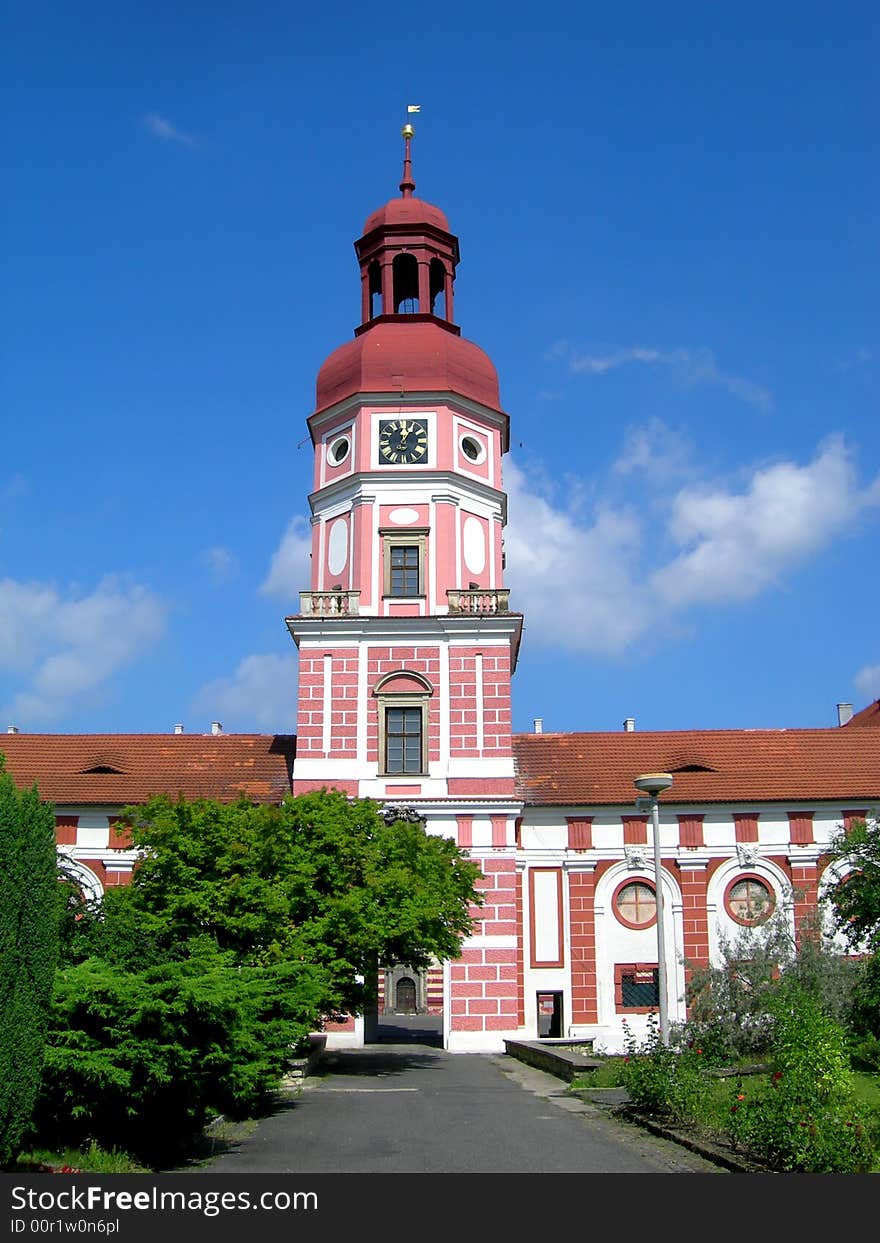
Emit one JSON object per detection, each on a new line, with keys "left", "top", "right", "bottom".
{"left": 393, "top": 253, "right": 419, "bottom": 313}
{"left": 374, "top": 671, "right": 433, "bottom": 776}
{"left": 429, "top": 258, "right": 446, "bottom": 318}
{"left": 368, "top": 261, "right": 382, "bottom": 318}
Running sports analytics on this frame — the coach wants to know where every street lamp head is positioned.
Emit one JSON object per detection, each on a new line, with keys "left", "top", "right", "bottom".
{"left": 634, "top": 772, "right": 674, "bottom": 797}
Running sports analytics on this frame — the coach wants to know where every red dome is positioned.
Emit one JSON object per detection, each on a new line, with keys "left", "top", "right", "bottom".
{"left": 362, "top": 195, "right": 451, "bottom": 236}
{"left": 315, "top": 320, "right": 500, "bottom": 412}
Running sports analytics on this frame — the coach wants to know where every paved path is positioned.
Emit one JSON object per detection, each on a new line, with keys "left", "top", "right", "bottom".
{"left": 197, "top": 1044, "right": 725, "bottom": 1174}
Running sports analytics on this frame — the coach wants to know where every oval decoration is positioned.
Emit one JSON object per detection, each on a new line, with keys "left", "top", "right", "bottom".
{"left": 388, "top": 507, "right": 420, "bottom": 525}
{"left": 327, "top": 518, "right": 348, "bottom": 576}
{"left": 462, "top": 516, "right": 486, "bottom": 575}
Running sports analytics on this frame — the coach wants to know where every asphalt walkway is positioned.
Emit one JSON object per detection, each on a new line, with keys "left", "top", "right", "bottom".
{"left": 196, "top": 1043, "right": 725, "bottom": 1174}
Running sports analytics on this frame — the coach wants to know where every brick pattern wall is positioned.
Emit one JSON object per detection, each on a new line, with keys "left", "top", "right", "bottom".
{"left": 789, "top": 858, "right": 820, "bottom": 950}
{"left": 678, "top": 865, "right": 710, "bottom": 993}
{"left": 515, "top": 869, "right": 525, "bottom": 1025}
{"left": 295, "top": 646, "right": 359, "bottom": 758}
{"left": 448, "top": 647, "right": 513, "bottom": 758}
{"left": 568, "top": 869, "right": 598, "bottom": 1023}
{"left": 449, "top": 856, "right": 518, "bottom": 1033}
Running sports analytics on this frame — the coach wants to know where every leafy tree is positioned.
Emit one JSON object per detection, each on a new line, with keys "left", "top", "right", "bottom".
{"left": 825, "top": 815, "right": 880, "bottom": 951}
{"left": 0, "top": 761, "right": 59, "bottom": 1167}
{"left": 34, "top": 944, "right": 326, "bottom": 1164}
{"left": 111, "top": 788, "right": 483, "bottom": 1016}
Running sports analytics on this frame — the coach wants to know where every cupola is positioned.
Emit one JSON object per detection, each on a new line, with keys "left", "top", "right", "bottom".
{"left": 313, "top": 126, "right": 501, "bottom": 415}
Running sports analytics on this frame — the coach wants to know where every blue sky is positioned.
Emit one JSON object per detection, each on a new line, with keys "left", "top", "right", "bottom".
{"left": 2, "top": 1, "right": 878, "bottom": 738}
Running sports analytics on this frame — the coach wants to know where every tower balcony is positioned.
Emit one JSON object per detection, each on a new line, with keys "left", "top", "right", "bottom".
{"left": 299, "top": 590, "right": 361, "bottom": 617}
{"left": 446, "top": 588, "right": 510, "bottom": 615}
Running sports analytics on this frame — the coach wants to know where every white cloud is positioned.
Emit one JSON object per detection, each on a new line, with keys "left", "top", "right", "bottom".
{"left": 143, "top": 113, "right": 195, "bottom": 145}
{"left": 0, "top": 575, "right": 166, "bottom": 725}
{"left": 554, "top": 342, "right": 773, "bottom": 411}
{"left": 654, "top": 436, "right": 880, "bottom": 608}
{"left": 192, "top": 653, "right": 298, "bottom": 732}
{"left": 505, "top": 461, "right": 652, "bottom": 654}
{"left": 612, "top": 417, "right": 693, "bottom": 481}
{"left": 201, "top": 545, "right": 239, "bottom": 584}
{"left": 503, "top": 435, "right": 880, "bottom": 655}
{"left": 854, "top": 664, "right": 880, "bottom": 700}
{"left": 260, "top": 516, "right": 312, "bottom": 602}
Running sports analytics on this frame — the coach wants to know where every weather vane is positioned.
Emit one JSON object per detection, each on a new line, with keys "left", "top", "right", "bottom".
{"left": 403, "top": 102, "right": 420, "bottom": 138}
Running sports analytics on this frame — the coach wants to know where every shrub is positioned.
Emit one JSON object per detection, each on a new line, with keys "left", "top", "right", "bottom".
{"left": 34, "top": 947, "right": 325, "bottom": 1165}
{"left": 726, "top": 984, "right": 876, "bottom": 1172}
{"left": 620, "top": 1018, "right": 711, "bottom": 1125}
{"left": 0, "top": 767, "right": 58, "bottom": 1169}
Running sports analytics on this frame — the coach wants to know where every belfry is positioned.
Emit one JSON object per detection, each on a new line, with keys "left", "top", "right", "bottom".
{"left": 286, "top": 125, "right": 524, "bottom": 1048}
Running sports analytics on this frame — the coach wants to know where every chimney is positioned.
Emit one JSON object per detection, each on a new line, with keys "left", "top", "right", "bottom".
{"left": 837, "top": 703, "right": 854, "bottom": 727}
{"left": 7, "top": 725, "right": 19, "bottom": 734}
{"left": 533, "top": 718, "right": 543, "bottom": 734}
{"left": 211, "top": 721, "right": 223, "bottom": 736}
{"left": 623, "top": 718, "right": 635, "bottom": 732}
{"left": 173, "top": 723, "right": 184, "bottom": 734}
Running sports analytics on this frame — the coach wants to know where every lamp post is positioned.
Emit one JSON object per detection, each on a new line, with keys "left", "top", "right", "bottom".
{"left": 633, "top": 772, "right": 673, "bottom": 1045}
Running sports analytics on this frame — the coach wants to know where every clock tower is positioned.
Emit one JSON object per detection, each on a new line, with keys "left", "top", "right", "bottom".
{"left": 287, "top": 128, "right": 523, "bottom": 1049}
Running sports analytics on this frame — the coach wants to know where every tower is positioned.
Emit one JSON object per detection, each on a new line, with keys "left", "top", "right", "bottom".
{"left": 286, "top": 128, "right": 523, "bottom": 1050}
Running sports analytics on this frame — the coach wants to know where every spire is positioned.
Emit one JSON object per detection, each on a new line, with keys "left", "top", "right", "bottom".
{"left": 399, "top": 123, "right": 415, "bottom": 198}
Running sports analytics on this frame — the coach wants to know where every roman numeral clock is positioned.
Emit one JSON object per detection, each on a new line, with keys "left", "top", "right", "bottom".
{"left": 378, "top": 418, "right": 428, "bottom": 464}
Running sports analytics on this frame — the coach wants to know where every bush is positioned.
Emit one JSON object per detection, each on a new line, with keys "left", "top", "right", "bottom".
{"left": 620, "top": 1018, "right": 712, "bottom": 1125}
{"left": 726, "top": 985, "right": 876, "bottom": 1172}
{"left": 34, "top": 947, "right": 326, "bottom": 1165}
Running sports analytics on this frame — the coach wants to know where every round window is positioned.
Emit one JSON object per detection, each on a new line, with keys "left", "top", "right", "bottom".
{"left": 460, "top": 435, "right": 485, "bottom": 464}
{"left": 725, "top": 875, "right": 774, "bottom": 926}
{"left": 613, "top": 880, "right": 657, "bottom": 929}
{"left": 328, "top": 436, "right": 350, "bottom": 465}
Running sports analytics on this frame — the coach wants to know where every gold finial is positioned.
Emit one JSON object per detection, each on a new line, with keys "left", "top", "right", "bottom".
{"left": 402, "top": 123, "right": 414, "bottom": 138}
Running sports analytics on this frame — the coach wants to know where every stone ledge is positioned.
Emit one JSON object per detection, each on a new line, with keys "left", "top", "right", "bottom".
{"left": 503, "top": 1038, "right": 598, "bottom": 1082}
{"left": 281, "top": 1032, "right": 328, "bottom": 1084}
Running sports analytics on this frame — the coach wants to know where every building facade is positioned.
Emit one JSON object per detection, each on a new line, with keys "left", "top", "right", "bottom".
{"left": 3, "top": 137, "right": 879, "bottom": 1053}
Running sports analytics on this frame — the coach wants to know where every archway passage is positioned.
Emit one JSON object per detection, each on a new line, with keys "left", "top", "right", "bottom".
{"left": 372, "top": 962, "right": 443, "bottom": 1046}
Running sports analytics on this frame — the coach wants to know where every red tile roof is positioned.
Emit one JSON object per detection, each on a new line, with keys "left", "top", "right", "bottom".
{"left": 0, "top": 734, "right": 295, "bottom": 806}
{"left": 844, "top": 699, "right": 880, "bottom": 728}
{"left": 513, "top": 728, "right": 880, "bottom": 806}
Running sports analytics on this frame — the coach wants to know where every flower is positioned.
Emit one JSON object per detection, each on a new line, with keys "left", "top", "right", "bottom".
{"left": 730, "top": 1105, "right": 738, "bottom": 1114}
{"left": 772, "top": 1071, "right": 783, "bottom": 1081}
{"left": 736, "top": 1093, "right": 745, "bottom": 1101}
{"left": 695, "top": 1048, "right": 702, "bottom": 1055}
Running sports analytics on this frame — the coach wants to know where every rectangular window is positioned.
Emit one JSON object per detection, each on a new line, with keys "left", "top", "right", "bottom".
{"left": 389, "top": 545, "right": 420, "bottom": 596}
{"left": 381, "top": 528, "right": 428, "bottom": 599}
{"left": 615, "top": 963, "right": 659, "bottom": 1012}
{"left": 385, "top": 705, "right": 423, "bottom": 774}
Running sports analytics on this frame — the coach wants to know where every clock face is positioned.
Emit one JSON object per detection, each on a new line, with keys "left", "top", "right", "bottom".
{"left": 378, "top": 418, "right": 429, "bottom": 465}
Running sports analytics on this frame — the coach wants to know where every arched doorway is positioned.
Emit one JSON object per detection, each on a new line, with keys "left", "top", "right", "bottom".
{"left": 395, "top": 976, "right": 417, "bottom": 1014}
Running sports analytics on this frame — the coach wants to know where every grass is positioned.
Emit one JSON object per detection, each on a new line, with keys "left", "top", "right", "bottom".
{"left": 14, "top": 1140, "right": 150, "bottom": 1173}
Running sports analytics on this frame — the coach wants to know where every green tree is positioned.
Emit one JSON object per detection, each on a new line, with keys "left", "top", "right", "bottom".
{"left": 825, "top": 815, "right": 880, "bottom": 951}
{"left": 0, "top": 761, "right": 59, "bottom": 1168}
{"left": 111, "top": 788, "right": 482, "bottom": 1016}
